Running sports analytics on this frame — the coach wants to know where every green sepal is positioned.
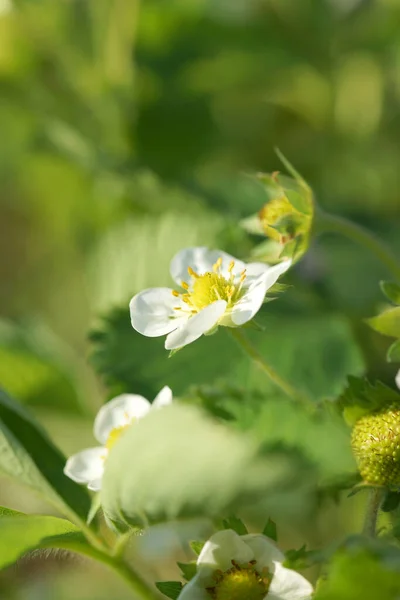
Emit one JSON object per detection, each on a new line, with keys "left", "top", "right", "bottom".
{"left": 222, "top": 515, "right": 248, "bottom": 536}
{"left": 338, "top": 377, "right": 400, "bottom": 425}
{"left": 177, "top": 561, "right": 197, "bottom": 581}
{"left": 387, "top": 340, "right": 400, "bottom": 363}
{"left": 242, "top": 318, "right": 266, "bottom": 331}
{"left": 87, "top": 493, "right": 102, "bottom": 525}
{"left": 268, "top": 282, "right": 290, "bottom": 295}
{"left": 285, "top": 189, "right": 313, "bottom": 216}
{"left": 346, "top": 482, "right": 370, "bottom": 498}
{"left": 155, "top": 582, "right": 183, "bottom": 599}
{"left": 270, "top": 212, "right": 308, "bottom": 237}
{"left": 262, "top": 518, "right": 277, "bottom": 541}
{"left": 190, "top": 540, "right": 205, "bottom": 556}
{"left": 168, "top": 348, "right": 182, "bottom": 358}
{"left": 380, "top": 281, "right": 400, "bottom": 306}
{"left": 274, "top": 147, "right": 309, "bottom": 189}
{"left": 204, "top": 325, "right": 219, "bottom": 337}
{"left": 366, "top": 307, "right": 400, "bottom": 338}
{"left": 279, "top": 236, "right": 306, "bottom": 261}
{"left": 284, "top": 545, "right": 315, "bottom": 570}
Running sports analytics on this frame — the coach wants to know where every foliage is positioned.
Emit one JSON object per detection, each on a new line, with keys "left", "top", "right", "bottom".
{"left": 1, "top": 0, "right": 400, "bottom": 598}
{"left": 0, "top": 389, "right": 90, "bottom": 522}
{"left": 90, "top": 307, "right": 364, "bottom": 402}
{"left": 0, "top": 507, "right": 91, "bottom": 570}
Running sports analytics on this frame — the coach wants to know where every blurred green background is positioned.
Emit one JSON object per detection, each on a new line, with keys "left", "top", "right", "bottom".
{"left": 1, "top": 0, "right": 400, "bottom": 598}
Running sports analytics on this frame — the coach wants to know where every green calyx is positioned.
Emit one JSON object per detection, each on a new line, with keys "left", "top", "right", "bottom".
{"left": 351, "top": 403, "right": 400, "bottom": 487}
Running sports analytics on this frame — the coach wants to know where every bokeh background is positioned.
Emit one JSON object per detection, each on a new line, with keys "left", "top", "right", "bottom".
{"left": 1, "top": 0, "right": 400, "bottom": 598}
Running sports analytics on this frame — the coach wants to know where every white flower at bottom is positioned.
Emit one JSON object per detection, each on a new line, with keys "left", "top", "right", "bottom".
{"left": 178, "top": 529, "right": 313, "bottom": 600}
{"left": 64, "top": 386, "right": 173, "bottom": 491}
{"left": 130, "top": 247, "right": 291, "bottom": 350}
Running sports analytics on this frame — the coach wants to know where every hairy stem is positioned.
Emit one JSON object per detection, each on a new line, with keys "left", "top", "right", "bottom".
{"left": 101, "top": 556, "right": 158, "bottom": 600}
{"left": 314, "top": 210, "right": 400, "bottom": 282}
{"left": 363, "top": 487, "right": 384, "bottom": 537}
{"left": 229, "top": 328, "right": 312, "bottom": 407}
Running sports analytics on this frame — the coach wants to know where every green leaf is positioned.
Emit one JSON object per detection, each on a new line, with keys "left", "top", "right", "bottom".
{"left": 0, "top": 505, "right": 24, "bottom": 518}
{"left": 0, "top": 513, "right": 91, "bottom": 570}
{"left": 0, "top": 389, "right": 90, "bottom": 522}
{"left": 262, "top": 518, "right": 277, "bottom": 541}
{"left": 190, "top": 541, "right": 205, "bottom": 556}
{"left": 366, "top": 307, "right": 400, "bottom": 338}
{"left": 387, "top": 340, "right": 400, "bottom": 363}
{"left": 338, "top": 377, "right": 400, "bottom": 425}
{"left": 0, "top": 319, "right": 84, "bottom": 413}
{"left": 380, "top": 281, "right": 400, "bottom": 306}
{"left": 156, "top": 582, "right": 183, "bottom": 599}
{"left": 211, "top": 386, "right": 355, "bottom": 479}
{"left": 222, "top": 516, "right": 248, "bottom": 536}
{"left": 177, "top": 561, "right": 197, "bottom": 581}
{"left": 90, "top": 309, "right": 364, "bottom": 403}
{"left": 101, "top": 404, "right": 308, "bottom": 529}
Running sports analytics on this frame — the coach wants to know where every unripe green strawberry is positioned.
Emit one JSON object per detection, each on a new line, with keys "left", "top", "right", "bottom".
{"left": 351, "top": 403, "right": 400, "bottom": 487}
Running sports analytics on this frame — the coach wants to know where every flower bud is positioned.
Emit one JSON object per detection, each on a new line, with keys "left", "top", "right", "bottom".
{"left": 242, "top": 162, "right": 314, "bottom": 264}
{"left": 351, "top": 403, "right": 400, "bottom": 487}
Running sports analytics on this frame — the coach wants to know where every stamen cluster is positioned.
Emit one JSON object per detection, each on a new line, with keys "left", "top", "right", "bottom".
{"left": 172, "top": 259, "right": 247, "bottom": 313}
{"left": 206, "top": 559, "right": 271, "bottom": 600}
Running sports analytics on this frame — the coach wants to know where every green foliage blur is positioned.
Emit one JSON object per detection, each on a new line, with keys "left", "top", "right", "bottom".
{"left": 1, "top": 0, "right": 400, "bottom": 598}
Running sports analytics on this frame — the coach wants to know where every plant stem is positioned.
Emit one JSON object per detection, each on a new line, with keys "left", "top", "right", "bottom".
{"left": 101, "top": 555, "right": 159, "bottom": 600}
{"left": 362, "top": 487, "right": 384, "bottom": 537}
{"left": 54, "top": 529, "right": 158, "bottom": 599}
{"left": 314, "top": 209, "right": 400, "bottom": 282}
{"left": 229, "top": 328, "right": 312, "bottom": 407}
{"left": 62, "top": 512, "right": 156, "bottom": 599}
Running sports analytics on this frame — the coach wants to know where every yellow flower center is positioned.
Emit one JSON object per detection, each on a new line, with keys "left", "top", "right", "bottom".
{"left": 105, "top": 424, "right": 131, "bottom": 451}
{"left": 172, "top": 258, "right": 247, "bottom": 313}
{"left": 206, "top": 560, "right": 271, "bottom": 600}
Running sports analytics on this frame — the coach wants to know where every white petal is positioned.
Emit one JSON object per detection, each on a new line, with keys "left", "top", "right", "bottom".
{"left": 196, "top": 529, "right": 254, "bottom": 584}
{"left": 241, "top": 534, "right": 284, "bottom": 568}
{"left": 94, "top": 394, "right": 151, "bottom": 444}
{"left": 170, "top": 247, "right": 246, "bottom": 285}
{"left": 88, "top": 478, "right": 102, "bottom": 492}
{"left": 177, "top": 578, "right": 209, "bottom": 600}
{"left": 165, "top": 300, "right": 227, "bottom": 350}
{"left": 152, "top": 385, "right": 173, "bottom": 409}
{"left": 64, "top": 447, "right": 105, "bottom": 489}
{"left": 259, "top": 259, "right": 292, "bottom": 291}
{"left": 396, "top": 369, "right": 400, "bottom": 390}
{"left": 268, "top": 562, "right": 313, "bottom": 600}
{"left": 244, "top": 261, "right": 271, "bottom": 283}
{"left": 231, "top": 280, "right": 270, "bottom": 326}
{"left": 231, "top": 260, "right": 292, "bottom": 326}
{"left": 130, "top": 287, "right": 187, "bottom": 337}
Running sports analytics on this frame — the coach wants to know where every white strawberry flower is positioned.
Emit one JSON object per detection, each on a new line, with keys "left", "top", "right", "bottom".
{"left": 130, "top": 247, "right": 291, "bottom": 350}
{"left": 396, "top": 369, "right": 400, "bottom": 390}
{"left": 178, "top": 529, "right": 313, "bottom": 600}
{"left": 64, "top": 386, "right": 172, "bottom": 491}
